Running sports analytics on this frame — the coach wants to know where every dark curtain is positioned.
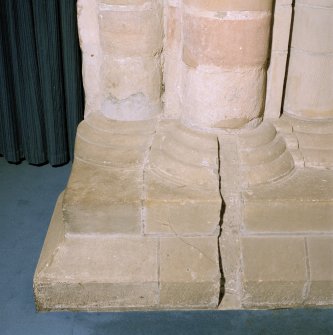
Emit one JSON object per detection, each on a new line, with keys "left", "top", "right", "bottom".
{"left": 0, "top": 0, "right": 84, "bottom": 166}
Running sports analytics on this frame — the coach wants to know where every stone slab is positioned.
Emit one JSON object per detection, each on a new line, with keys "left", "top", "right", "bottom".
{"left": 241, "top": 236, "right": 307, "bottom": 307}
{"left": 34, "top": 198, "right": 159, "bottom": 310}
{"left": 306, "top": 237, "right": 333, "bottom": 306}
{"left": 159, "top": 236, "right": 221, "bottom": 308}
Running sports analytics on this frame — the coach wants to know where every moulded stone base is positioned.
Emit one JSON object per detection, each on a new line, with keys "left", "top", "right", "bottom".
{"left": 218, "top": 120, "right": 333, "bottom": 310}
{"left": 34, "top": 113, "right": 222, "bottom": 311}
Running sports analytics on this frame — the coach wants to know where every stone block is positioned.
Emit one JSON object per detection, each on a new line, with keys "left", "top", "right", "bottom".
{"left": 63, "top": 160, "right": 142, "bottom": 234}
{"left": 34, "top": 233, "right": 159, "bottom": 310}
{"left": 243, "top": 169, "right": 333, "bottom": 233}
{"left": 145, "top": 200, "right": 220, "bottom": 236}
{"left": 243, "top": 201, "right": 333, "bottom": 234}
{"left": 159, "top": 237, "right": 221, "bottom": 308}
{"left": 183, "top": 11, "right": 271, "bottom": 68}
{"left": 292, "top": 3, "right": 333, "bottom": 53}
{"left": 163, "top": 5, "right": 182, "bottom": 119}
{"left": 297, "top": 0, "right": 333, "bottom": 7}
{"left": 241, "top": 237, "right": 307, "bottom": 307}
{"left": 265, "top": 52, "right": 289, "bottom": 119}
{"left": 181, "top": 65, "right": 266, "bottom": 129}
{"left": 100, "top": 0, "right": 148, "bottom": 4}
{"left": 284, "top": 51, "right": 333, "bottom": 119}
{"left": 101, "top": 55, "right": 161, "bottom": 102}
{"left": 144, "top": 120, "right": 221, "bottom": 235}
{"left": 98, "top": 5, "right": 163, "bottom": 57}
{"left": 270, "top": 4, "right": 292, "bottom": 52}
{"left": 306, "top": 237, "right": 333, "bottom": 305}
{"left": 183, "top": 0, "right": 273, "bottom": 11}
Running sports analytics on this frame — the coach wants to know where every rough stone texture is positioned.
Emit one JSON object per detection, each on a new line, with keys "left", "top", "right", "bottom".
{"left": 183, "top": 0, "right": 273, "bottom": 11}
{"left": 34, "top": 114, "right": 222, "bottom": 311}
{"left": 182, "top": 12, "right": 271, "bottom": 69}
{"left": 77, "top": 0, "right": 102, "bottom": 115}
{"left": 36, "top": 0, "right": 333, "bottom": 312}
{"left": 159, "top": 237, "right": 221, "bottom": 308}
{"left": 145, "top": 121, "right": 221, "bottom": 236}
{"left": 180, "top": 4, "right": 272, "bottom": 129}
{"left": 163, "top": 3, "right": 182, "bottom": 119}
{"left": 218, "top": 118, "right": 333, "bottom": 309}
{"left": 181, "top": 66, "right": 267, "bottom": 130}
{"left": 98, "top": 1, "right": 163, "bottom": 120}
{"left": 63, "top": 113, "right": 155, "bottom": 234}
{"left": 241, "top": 237, "right": 308, "bottom": 307}
{"left": 306, "top": 237, "right": 333, "bottom": 306}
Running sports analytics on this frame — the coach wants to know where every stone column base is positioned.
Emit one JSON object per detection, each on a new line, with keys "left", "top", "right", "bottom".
{"left": 34, "top": 113, "right": 222, "bottom": 311}
{"left": 219, "top": 117, "right": 333, "bottom": 309}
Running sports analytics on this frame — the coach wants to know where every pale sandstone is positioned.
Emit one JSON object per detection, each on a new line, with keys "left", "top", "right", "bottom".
{"left": 183, "top": 13, "right": 271, "bottom": 69}
{"left": 292, "top": 4, "right": 333, "bottom": 54}
{"left": 264, "top": 0, "right": 292, "bottom": 119}
{"left": 284, "top": 52, "right": 333, "bottom": 119}
{"left": 264, "top": 52, "right": 289, "bottom": 119}
{"left": 159, "top": 237, "right": 220, "bottom": 308}
{"left": 163, "top": 5, "right": 182, "bottom": 119}
{"left": 98, "top": 5, "right": 163, "bottom": 57}
{"left": 35, "top": 234, "right": 159, "bottom": 310}
{"left": 297, "top": 0, "right": 333, "bottom": 7}
{"left": 306, "top": 237, "right": 333, "bottom": 305}
{"left": 144, "top": 120, "right": 221, "bottom": 235}
{"left": 181, "top": 65, "right": 266, "bottom": 129}
{"left": 241, "top": 237, "right": 307, "bottom": 307}
{"left": 183, "top": 0, "right": 273, "bottom": 11}
{"left": 63, "top": 160, "right": 142, "bottom": 234}
{"left": 270, "top": 4, "right": 292, "bottom": 52}
{"left": 100, "top": 0, "right": 149, "bottom": 4}
{"left": 77, "top": 0, "right": 102, "bottom": 115}
{"left": 101, "top": 55, "right": 161, "bottom": 102}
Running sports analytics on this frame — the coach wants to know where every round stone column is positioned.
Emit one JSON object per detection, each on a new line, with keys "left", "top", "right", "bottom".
{"left": 284, "top": 0, "right": 333, "bottom": 120}
{"left": 98, "top": 0, "right": 163, "bottom": 120}
{"left": 180, "top": 0, "right": 273, "bottom": 130}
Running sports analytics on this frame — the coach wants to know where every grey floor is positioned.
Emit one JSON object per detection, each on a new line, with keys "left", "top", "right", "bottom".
{"left": 0, "top": 156, "right": 332, "bottom": 335}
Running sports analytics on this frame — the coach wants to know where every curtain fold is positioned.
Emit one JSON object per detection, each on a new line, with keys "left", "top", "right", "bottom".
{"left": 0, "top": 0, "right": 84, "bottom": 166}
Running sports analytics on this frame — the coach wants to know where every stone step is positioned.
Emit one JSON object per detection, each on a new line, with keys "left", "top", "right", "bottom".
{"left": 34, "top": 194, "right": 221, "bottom": 311}
{"left": 242, "top": 169, "right": 333, "bottom": 234}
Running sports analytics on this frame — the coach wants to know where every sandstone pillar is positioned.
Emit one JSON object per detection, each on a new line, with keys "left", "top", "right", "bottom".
{"left": 99, "top": 0, "right": 163, "bottom": 120}
{"left": 180, "top": 0, "right": 273, "bottom": 130}
{"left": 284, "top": 0, "right": 333, "bottom": 120}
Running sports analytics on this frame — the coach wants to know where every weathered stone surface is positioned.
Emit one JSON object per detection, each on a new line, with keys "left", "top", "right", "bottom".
{"left": 163, "top": 4, "right": 182, "bottom": 119}
{"left": 181, "top": 66, "right": 266, "bottom": 129}
{"left": 159, "top": 236, "right": 221, "bottom": 308}
{"left": 101, "top": 55, "right": 162, "bottom": 102}
{"left": 238, "top": 121, "right": 295, "bottom": 186}
{"left": 144, "top": 120, "right": 221, "bottom": 236}
{"left": 241, "top": 237, "right": 307, "bottom": 307}
{"left": 306, "top": 237, "right": 333, "bottom": 305}
{"left": 183, "top": 0, "right": 273, "bottom": 11}
{"left": 243, "top": 169, "right": 333, "bottom": 233}
{"left": 98, "top": 4, "right": 163, "bottom": 57}
{"left": 35, "top": 233, "right": 159, "bottom": 310}
{"left": 77, "top": 0, "right": 102, "bottom": 116}
{"left": 63, "top": 113, "right": 156, "bottom": 235}
{"left": 183, "top": 12, "right": 271, "bottom": 69}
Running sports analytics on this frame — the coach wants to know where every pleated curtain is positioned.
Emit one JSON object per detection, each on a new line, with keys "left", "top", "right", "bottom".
{"left": 0, "top": 0, "right": 84, "bottom": 166}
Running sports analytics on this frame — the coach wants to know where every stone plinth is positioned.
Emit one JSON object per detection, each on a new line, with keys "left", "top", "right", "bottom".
{"left": 34, "top": 114, "right": 222, "bottom": 311}
{"left": 218, "top": 120, "right": 333, "bottom": 309}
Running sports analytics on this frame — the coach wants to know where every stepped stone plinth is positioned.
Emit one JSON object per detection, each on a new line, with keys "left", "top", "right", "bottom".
{"left": 34, "top": 113, "right": 222, "bottom": 311}
{"left": 35, "top": 0, "right": 333, "bottom": 311}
